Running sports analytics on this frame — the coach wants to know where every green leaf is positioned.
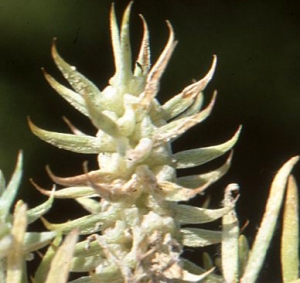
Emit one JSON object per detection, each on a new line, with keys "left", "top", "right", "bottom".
{"left": 174, "top": 204, "right": 231, "bottom": 224}
{"left": 181, "top": 228, "right": 222, "bottom": 247}
{"left": 35, "top": 185, "right": 96, "bottom": 199}
{"left": 44, "top": 229, "right": 79, "bottom": 283}
{"left": 177, "top": 151, "right": 232, "bottom": 188}
{"left": 238, "top": 235, "right": 249, "bottom": 278}
{"left": 182, "top": 259, "right": 223, "bottom": 283}
{"left": 154, "top": 92, "right": 216, "bottom": 144}
{"left": 43, "top": 69, "right": 88, "bottom": 116}
{"left": 70, "top": 255, "right": 103, "bottom": 272}
{"left": 162, "top": 55, "right": 217, "bottom": 120}
{"left": 0, "top": 171, "right": 6, "bottom": 196}
{"left": 41, "top": 214, "right": 103, "bottom": 235}
{"left": 0, "top": 223, "right": 12, "bottom": 258}
{"left": 84, "top": 93, "right": 121, "bottom": 138}
{"left": 281, "top": 175, "right": 299, "bottom": 283}
{"left": 90, "top": 264, "right": 122, "bottom": 282}
{"left": 160, "top": 179, "right": 212, "bottom": 202}
{"left": 110, "top": 3, "right": 134, "bottom": 86}
{"left": 34, "top": 234, "right": 62, "bottom": 283}
{"left": 221, "top": 184, "right": 239, "bottom": 283}
{"left": 241, "top": 156, "right": 299, "bottom": 283}
{"left": 51, "top": 40, "right": 102, "bottom": 102}
{"left": 75, "top": 198, "right": 102, "bottom": 214}
{"left": 175, "top": 91, "right": 203, "bottom": 119}
{"left": 139, "top": 21, "right": 177, "bottom": 111}
{"left": 24, "top": 231, "right": 57, "bottom": 253}
{"left": 29, "top": 118, "right": 115, "bottom": 153}
{"left": 74, "top": 239, "right": 104, "bottom": 258}
{"left": 133, "top": 14, "right": 150, "bottom": 77}
{"left": 0, "top": 152, "right": 23, "bottom": 218}
{"left": 175, "top": 267, "right": 215, "bottom": 283}
{"left": 202, "top": 252, "right": 214, "bottom": 270}
{"left": 173, "top": 126, "right": 241, "bottom": 169}
{"left": 6, "top": 201, "right": 27, "bottom": 283}
{"left": 27, "top": 192, "right": 54, "bottom": 224}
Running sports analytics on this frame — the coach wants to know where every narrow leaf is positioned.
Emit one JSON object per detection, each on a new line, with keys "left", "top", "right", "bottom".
{"left": 173, "top": 266, "right": 215, "bottom": 283}
{"left": 43, "top": 69, "right": 88, "bottom": 116}
{"left": 110, "top": 4, "right": 122, "bottom": 81}
{"left": 177, "top": 151, "right": 232, "bottom": 188}
{"left": 181, "top": 228, "right": 222, "bottom": 247}
{"left": 175, "top": 91, "right": 203, "bottom": 119}
{"left": 6, "top": 201, "right": 27, "bottom": 283}
{"left": 139, "top": 21, "right": 177, "bottom": 111}
{"left": 174, "top": 204, "right": 231, "bottom": 224}
{"left": 27, "top": 190, "right": 54, "bottom": 224}
{"left": 0, "top": 171, "right": 6, "bottom": 195}
{"left": 0, "top": 152, "right": 23, "bottom": 217}
{"left": 84, "top": 93, "right": 120, "bottom": 138}
{"left": 182, "top": 259, "right": 223, "bottom": 283}
{"left": 160, "top": 179, "right": 212, "bottom": 202}
{"left": 63, "top": 116, "right": 86, "bottom": 136}
{"left": 74, "top": 239, "right": 104, "bottom": 257}
{"left": 46, "top": 166, "right": 116, "bottom": 187}
{"left": 34, "top": 234, "right": 62, "bottom": 283}
{"left": 70, "top": 255, "right": 102, "bottom": 272}
{"left": 162, "top": 55, "right": 217, "bottom": 120}
{"left": 173, "top": 126, "right": 241, "bottom": 169}
{"left": 34, "top": 184, "right": 96, "bottom": 199}
{"left": 238, "top": 235, "right": 249, "bottom": 277}
{"left": 0, "top": 224, "right": 12, "bottom": 258}
{"left": 202, "top": 252, "right": 214, "bottom": 270}
{"left": 41, "top": 214, "right": 103, "bottom": 235}
{"left": 281, "top": 175, "right": 299, "bottom": 282}
{"left": 24, "top": 231, "right": 57, "bottom": 253}
{"left": 154, "top": 92, "right": 216, "bottom": 144}
{"left": 29, "top": 118, "right": 115, "bottom": 153}
{"left": 221, "top": 183, "right": 240, "bottom": 283}
{"left": 44, "top": 229, "right": 79, "bottom": 283}
{"left": 75, "top": 198, "right": 102, "bottom": 214}
{"left": 134, "top": 15, "right": 150, "bottom": 76}
{"left": 51, "top": 40, "right": 102, "bottom": 100}
{"left": 119, "top": 2, "right": 133, "bottom": 83}
{"left": 241, "top": 156, "right": 299, "bottom": 283}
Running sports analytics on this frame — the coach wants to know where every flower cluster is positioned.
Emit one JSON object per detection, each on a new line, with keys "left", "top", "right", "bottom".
{"left": 0, "top": 3, "right": 297, "bottom": 283}
{"left": 28, "top": 3, "right": 241, "bottom": 282}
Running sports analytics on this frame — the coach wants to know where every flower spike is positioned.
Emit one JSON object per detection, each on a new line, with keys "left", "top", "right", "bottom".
{"left": 29, "top": 3, "right": 243, "bottom": 282}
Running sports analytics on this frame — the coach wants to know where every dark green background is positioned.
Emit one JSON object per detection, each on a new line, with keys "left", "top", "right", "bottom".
{"left": 0, "top": 0, "right": 299, "bottom": 281}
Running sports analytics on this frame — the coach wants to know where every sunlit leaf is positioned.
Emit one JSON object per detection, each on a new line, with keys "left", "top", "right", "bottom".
{"left": 174, "top": 204, "right": 231, "bottom": 224}
{"left": 44, "top": 229, "right": 79, "bottom": 283}
{"left": 241, "top": 156, "right": 299, "bottom": 283}
{"left": 177, "top": 151, "right": 232, "bottom": 188}
{"left": 181, "top": 228, "right": 222, "bottom": 247}
{"left": 221, "top": 183, "right": 239, "bottom": 283}
{"left": 173, "top": 126, "right": 241, "bottom": 169}
{"left": 24, "top": 231, "right": 57, "bottom": 253}
{"left": 6, "top": 201, "right": 27, "bottom": 283}
{"left": 281, "top": 175, "right": 299, "bottom": 283}
{"left": 29, "top": 118, "right": 114, "bottom": 153}
{"left": 0, "top": 152, "right": 23, "bottom": 218}
{"left": 162, "top": 55, "right": 217, "bottom": 120}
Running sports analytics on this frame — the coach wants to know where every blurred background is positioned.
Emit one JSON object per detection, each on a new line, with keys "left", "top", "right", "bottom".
{"left": 0, "top": 0, "right": 300, "bottom": 281}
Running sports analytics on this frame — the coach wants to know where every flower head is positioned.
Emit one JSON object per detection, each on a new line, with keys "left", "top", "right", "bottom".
{"left": 29, "top": 3, "right": 241, "bottom": 282}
